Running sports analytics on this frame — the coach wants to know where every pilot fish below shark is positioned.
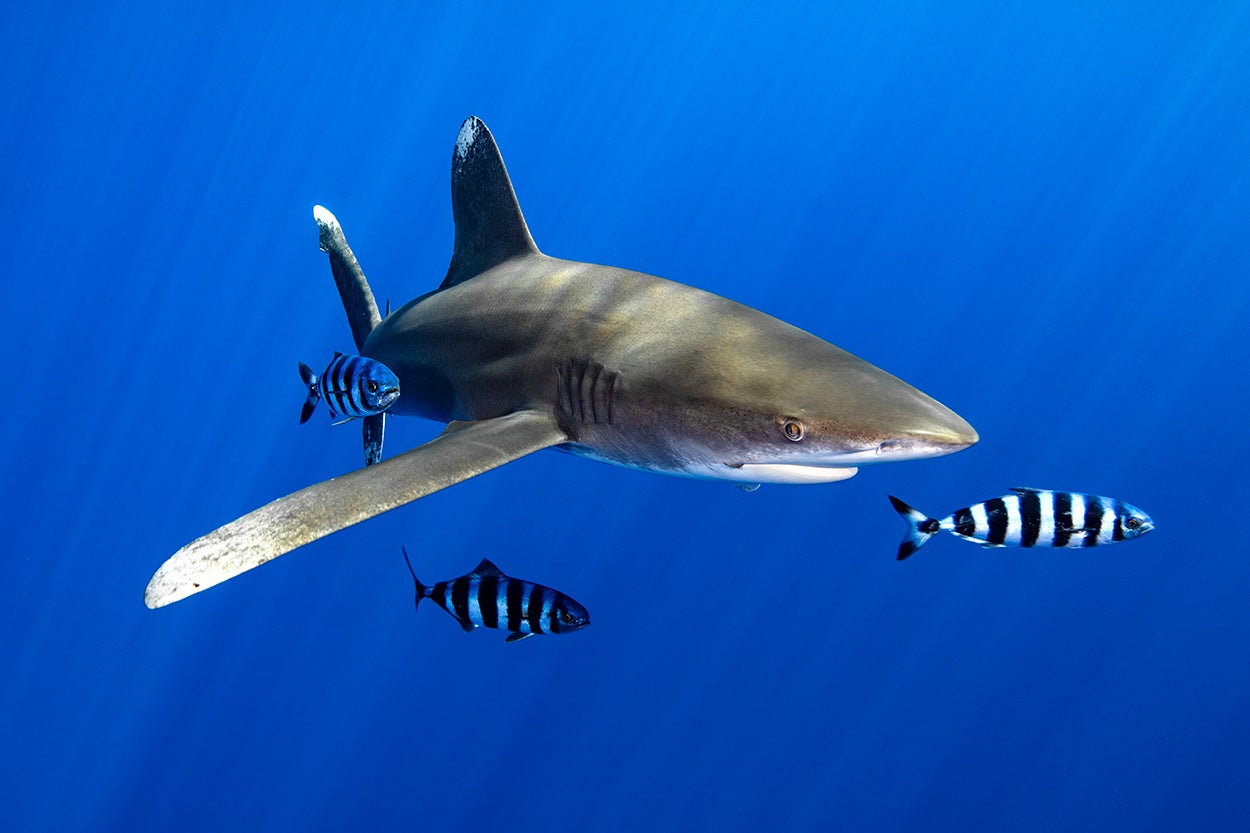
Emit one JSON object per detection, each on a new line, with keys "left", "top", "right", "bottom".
{"left": 299, "top": 352, "right": 400, "bottom": 424}
{"left": 403, "top": 548, "right": 590, "bottom": 642}
{"left": 889, "top": 489, "right": 1155, "bottom": 560}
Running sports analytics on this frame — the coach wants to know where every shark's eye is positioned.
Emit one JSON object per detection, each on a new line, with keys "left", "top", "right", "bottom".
{"left": 367, "top": 380, "right": 379, "bottom": 393}
{"left": 1125, "top": 517, "right": 1139, "bottom": 530}
{"left": 782, "top": 419, "right": 805, "bottom": 442}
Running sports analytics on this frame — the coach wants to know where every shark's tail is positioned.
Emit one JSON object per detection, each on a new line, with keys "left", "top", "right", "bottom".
{"left": 298, "top": 362, "right": 320, "bottom": 424}
{"left": 313, "top": 205, "right": 387, "bottom": 465}
{"left": 401, "top": 546, "right": 427, "bottom": 610}
{"left": 888, "top": 496, "right": 942, "bottom": 560}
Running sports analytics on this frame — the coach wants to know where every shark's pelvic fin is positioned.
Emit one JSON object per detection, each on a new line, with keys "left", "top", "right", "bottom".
{"left": 144, "top": 410, "right": 569, "bottom": 608}
{"left": 314, "top": 205, "right": 381, "bottom": 350}
{"left": 362, "top": 413, "right": 385, "bottom": 466}
{"left": 440, "top": 116, "right": 539, "bottom": 289}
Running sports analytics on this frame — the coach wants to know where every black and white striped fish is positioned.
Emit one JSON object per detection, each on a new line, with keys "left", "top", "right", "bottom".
{"left": 402, "top": 548, "right": 590, "bottom": 642}
{"left": 298, "top": 352, "right": 400, "bottom": 424}
{"left": 889, "top": 488, "right": 1154, "bottom": 560}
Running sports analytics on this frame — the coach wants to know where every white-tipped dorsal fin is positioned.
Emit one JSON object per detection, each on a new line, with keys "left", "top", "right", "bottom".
{"left": 441, "top": 116, "right": 539, "bottom": 289}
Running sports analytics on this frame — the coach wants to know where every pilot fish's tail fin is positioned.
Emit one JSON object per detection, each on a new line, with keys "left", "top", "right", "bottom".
{"left": 401, "top": 546, "right": 428, "bottom": 610}
{"left": 299, "top": 362, "right": 319, "bottom": 425}
{"left": 314, "top": 205, "right": 387, "bottom": 465}
{"left": 889, "top": 496, "right": 942, "bottom": 560}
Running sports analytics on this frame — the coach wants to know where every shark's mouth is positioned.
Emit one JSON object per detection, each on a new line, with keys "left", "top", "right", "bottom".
{"left": 722, "top": 438, "right": 963, "bottom": 484}
{"left": 726, "top": 463, "right": 860, "bottom": 484}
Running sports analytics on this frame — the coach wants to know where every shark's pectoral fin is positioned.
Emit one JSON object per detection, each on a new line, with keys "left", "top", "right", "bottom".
{"left": 144, "top": 410, "right": 569, "bottom": 609}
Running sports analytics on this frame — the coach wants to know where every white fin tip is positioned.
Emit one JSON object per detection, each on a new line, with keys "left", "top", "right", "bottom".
{"left": 454, "top": 117, "right": 482, "bottom": 163}
{"left": 312, "top": 204, "right": 340, "bottom": 230}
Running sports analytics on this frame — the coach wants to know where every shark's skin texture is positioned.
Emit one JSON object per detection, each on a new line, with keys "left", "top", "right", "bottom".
{"left": 144, "top": 117, "right": 976, "bottom": 608}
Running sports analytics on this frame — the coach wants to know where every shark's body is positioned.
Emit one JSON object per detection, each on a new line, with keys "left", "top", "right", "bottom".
{"left": 144, "top": 117, "right": 977, "bottom": 608}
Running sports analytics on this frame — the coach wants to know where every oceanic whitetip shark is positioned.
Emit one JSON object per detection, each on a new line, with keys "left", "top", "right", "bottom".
{"left": 144, "top": 116, "right": 977, "bottom": 608}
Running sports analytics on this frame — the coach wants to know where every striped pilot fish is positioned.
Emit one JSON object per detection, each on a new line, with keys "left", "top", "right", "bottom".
{"left": 889, "top": 488, "right": 1154, "bottom": 560}
{"left": 298, "top": 352, "right": 400, "bottom": 424}
{"left": 402, "top": 548, "right": 590, "bottom": 642}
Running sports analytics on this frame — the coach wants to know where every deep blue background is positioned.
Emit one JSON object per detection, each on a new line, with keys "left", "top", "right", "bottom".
{"left": 4, "top": 2, "right": 1250, "bottom": 830}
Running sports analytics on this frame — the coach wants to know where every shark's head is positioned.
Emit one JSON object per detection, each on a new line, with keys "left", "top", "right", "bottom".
{"left": 628, "top": 300, "right": 979, "bottom": 486}
{"left": 717, "top": 395, "right": 978, "bottom": 486}
{"left": 702, "top": 384, "right": 978, "bottom": 486}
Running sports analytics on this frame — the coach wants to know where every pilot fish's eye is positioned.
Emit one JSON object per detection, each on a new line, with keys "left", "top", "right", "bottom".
{"left": 1125, "top": 517, "right": 1140, "bottom": 530}
{"left": 559, "top": 610, "right": 575, "bottom": 624}
{"left": 367, "top": 380, "right": 379, "bottom": 393}
{"left": 782, "top": 419, "right": 806, "bottom": 442}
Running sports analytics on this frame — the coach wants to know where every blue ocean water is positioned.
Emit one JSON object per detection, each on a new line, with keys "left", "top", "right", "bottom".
{"left": 4, "top": 1, "right": 1250, "bottom": 830}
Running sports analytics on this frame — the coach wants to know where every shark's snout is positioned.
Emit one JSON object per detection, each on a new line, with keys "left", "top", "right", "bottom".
{"left": 879, "top": 409, "right": 978, "bottom": 462}
{"left": 902, "top": 413, "right": 979, "bottom": 455}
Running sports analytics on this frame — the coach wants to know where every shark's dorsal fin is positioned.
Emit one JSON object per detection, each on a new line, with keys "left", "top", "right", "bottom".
{"left": 469, "top": 558, "right": 506, "bottom": 579}
{"left": 441, "top": 117, "right": 539, "bottom": 289}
